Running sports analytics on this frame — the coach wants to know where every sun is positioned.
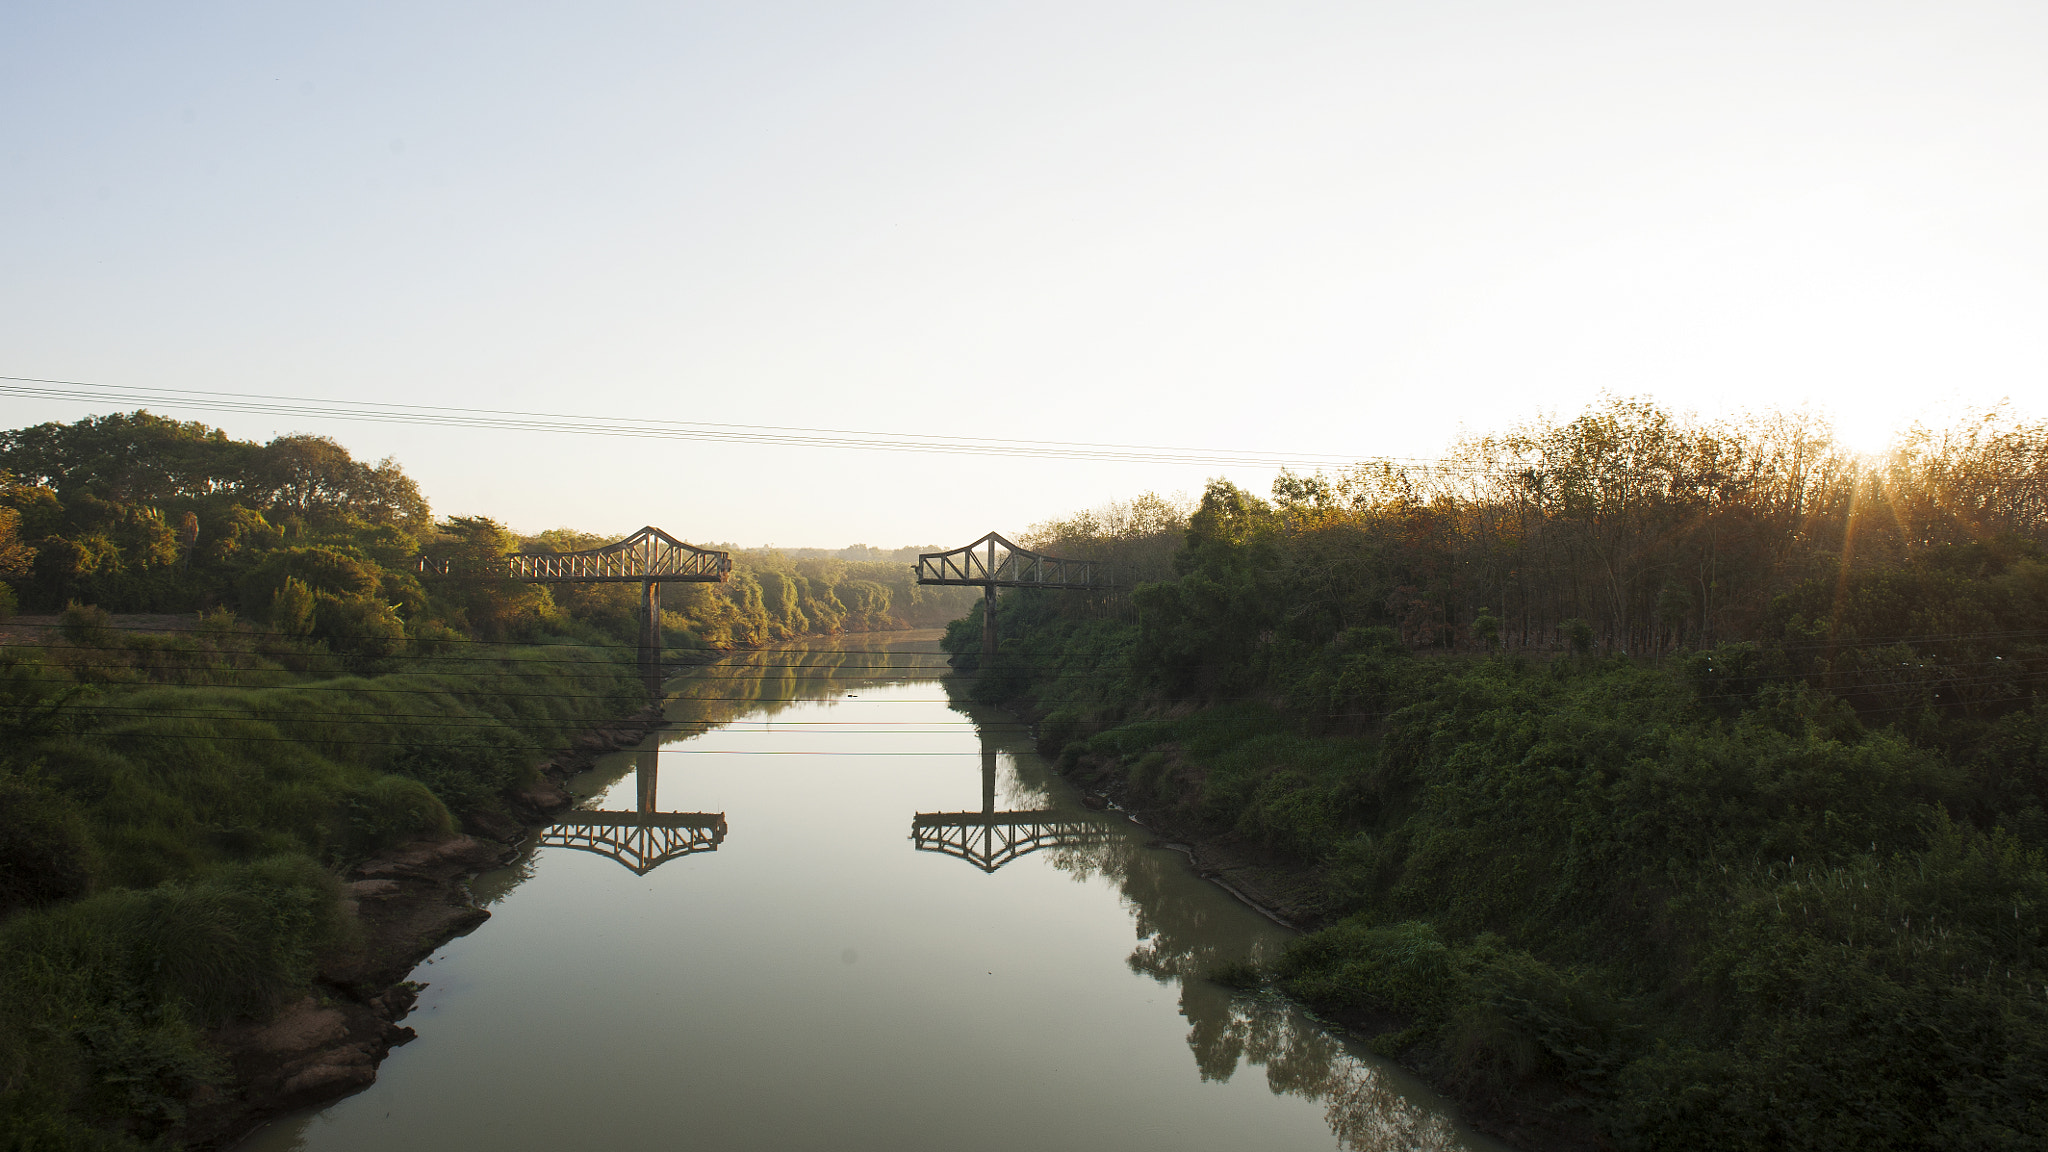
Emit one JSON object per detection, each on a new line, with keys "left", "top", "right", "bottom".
{"left": 1828, "top": 409, "right": 1901, "bottom": 460}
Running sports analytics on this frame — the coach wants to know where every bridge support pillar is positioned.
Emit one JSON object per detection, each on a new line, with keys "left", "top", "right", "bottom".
{"left": 639, "top": 579, "right": 661, "bottom": 695}
{"left": 981, "top": 584, "right": 997, "bottom": 661}
{"left": 636, "top": 750, "right": 658, "bottom": 814}
{"left": 982, "top": 742, "right": 997, "bottom": 813}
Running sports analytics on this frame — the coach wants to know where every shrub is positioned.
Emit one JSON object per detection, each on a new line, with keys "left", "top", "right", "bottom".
{"left": 0, "top": 769, "right": 99, "bottom": 917}
{"left": 0, "top": 857, "right": 345, "bottom": 1137}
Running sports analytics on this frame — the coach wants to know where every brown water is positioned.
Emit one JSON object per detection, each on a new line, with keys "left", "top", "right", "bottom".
{"left": 237, "top": 633, "right": 1505, "bottom": 1152}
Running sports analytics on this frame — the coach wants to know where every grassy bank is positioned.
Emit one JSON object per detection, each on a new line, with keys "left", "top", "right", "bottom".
{"left": 0, "top": 615, "right": 645, "bottom": 1150}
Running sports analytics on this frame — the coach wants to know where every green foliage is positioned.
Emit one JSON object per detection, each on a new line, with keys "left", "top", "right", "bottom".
{"left": 57, "top": 604, "right": 113, "bottom": 649}
{"left": 1278, "top": 921, "right": 1632, "bottom": 1099}
{"left": 0, "top": 769, "right": 99, "bottom": 918}
{"left": 1043, "top": 632, "right": 2047, "bottom": 1141}
{"left": 310, "top": 593, "right": 406, "bottom": 660}
{"left": 0, "top": 857, "right": 345, "bottom": 1140}
{"left": 0, "top": 416, "right": 745, "bottom": 1145}
{"left": 963, "top": 401, "right": 2048, "bottom": 1147}
{"left": 240, "top": 546, "right": 377, "bottom": 604}
{"left": 268, "top": 576, "right": 316, "bottom": 638}
{"left": 0, "top": 630, "right": 642, "bottom": 1142}
{"left": 385, "top": 727, "right": 538, "bottom": 820}
{"left": 1559, "top": 617, "right": 1593, "bottom": 655}
{"left": 0, "top": 413, "right": 430, "bottom": 615}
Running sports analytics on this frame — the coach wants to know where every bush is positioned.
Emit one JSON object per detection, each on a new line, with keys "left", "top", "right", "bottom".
{"left": 312, "top": 593, "right": 406, "bottom": 660}
{"left": 57, "top": 604, "right": 113, "bottom": 649}
{"left": 0, "top": 857, "right": 344, "bottom": 1137}
{"left": 0, "top": 769, "right": 98, "bottom": 917}
{"left": 386, "top": 728, "right": 537, "bottom": 818}
{"left": 342, "top": 776, "right": 453, "bottom": 854}
{"left": 1279, "top": 919, "right": 1460, "bottom": 1016}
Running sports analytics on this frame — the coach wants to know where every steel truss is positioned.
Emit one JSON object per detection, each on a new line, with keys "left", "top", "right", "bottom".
{"left": 416, "top": 525, "right": 731, "bottom": 583}
{"left": 910, "top": 810, "right": 1117, "bottom": 873}
{"left": 914, "top": 532, "right": 1118, "bottom": 657}
{"left": 540, "top": 810, "right": 727, "bottom": 875}
{"left": 416, "top": 527, "right": 731, "bottom": 692}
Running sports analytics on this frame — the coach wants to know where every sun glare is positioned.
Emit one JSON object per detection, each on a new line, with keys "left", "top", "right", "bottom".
{"left": 1828, "top": 409, "right": 1902, "bottom": 460}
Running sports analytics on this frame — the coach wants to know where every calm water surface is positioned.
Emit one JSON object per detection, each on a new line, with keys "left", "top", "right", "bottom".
{"left": 239, "top": 634, "right": 1505, "bottom": 1152}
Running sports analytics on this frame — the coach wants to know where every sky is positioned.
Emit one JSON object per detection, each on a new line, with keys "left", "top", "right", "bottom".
{"left": 4, "top": 1, "right": 2046, "bottom": 549}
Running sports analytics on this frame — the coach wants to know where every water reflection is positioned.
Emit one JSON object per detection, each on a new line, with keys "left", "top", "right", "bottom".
{"left": 538, "top": 750, "right": 727, "bottom": 875}
{"left": 968, "top": 719, "right": 1469, "bottom": 1151}
{"left": 236, "top": 634, "right": 1497, "bottom": 1152}
{"left": 665, "top": 643, "right": 956, "bottom": 730}
{"left": 910, "top": 739, "right": 1116, "bottom": 872}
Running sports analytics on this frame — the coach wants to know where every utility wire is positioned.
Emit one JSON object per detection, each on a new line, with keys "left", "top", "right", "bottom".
{"left": 9, "top": 374, "right": 2048, "bottom": 478}
{"left": 0, "top": 375, "right": 1395, "bottom": 470}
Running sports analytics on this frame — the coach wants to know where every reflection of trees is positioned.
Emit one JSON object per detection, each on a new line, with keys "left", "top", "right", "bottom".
{"left": 981, "top": 720, "right": 1473, "bottom": 1151}
{"left": 664, "top": 638, "right": 953, "bottom": 736}
{"left": 1181, "top": 993, "right": 1461, "bottom": 1151}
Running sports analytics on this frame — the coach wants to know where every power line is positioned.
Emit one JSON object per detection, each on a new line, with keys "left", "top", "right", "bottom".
{"left": 0, "top": 375, "right": 1399, "bottom": 470}
{"left": 9, "top": 374, "right": 2048, "bottom": 480}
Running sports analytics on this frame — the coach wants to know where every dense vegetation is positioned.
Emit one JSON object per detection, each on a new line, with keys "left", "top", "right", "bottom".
{"left": 0, "top": 411, "right": 967, "bottom": 1150}
{"left": 950, "top": 398, "right": 2048, "bottom": 1151}
{"left": 0, "top": 410, "right": 971, "bottom": 642}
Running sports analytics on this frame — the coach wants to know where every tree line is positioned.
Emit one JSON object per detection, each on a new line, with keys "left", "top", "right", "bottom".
{"left": 0, "top": 410, "right": 974, "bottom": 650}
{"left": 0, "top": 412, "right": 971, "bottom": 1150}
{"left": 1026, "top": 395, "right": 2048, "bottom": 662}
{"left": 957, "top": 396, "right": 2048, "bottom": 1151}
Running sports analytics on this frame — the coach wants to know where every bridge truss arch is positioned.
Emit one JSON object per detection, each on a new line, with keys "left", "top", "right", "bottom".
{"left": 914, "top": 532, "right": 1118, "bottom": 658}
{"left": 911, "top": 810, "right": 1117, "bottom": 873}
{"left": 416, "top": 526, "right": 732, "bottom": 692}
{"left": 541, "top": 810, "right": 727, "bottom": 875}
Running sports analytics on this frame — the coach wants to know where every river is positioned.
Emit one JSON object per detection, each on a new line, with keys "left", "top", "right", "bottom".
{"left": 237, "top": 632, "right": 1506, "bottom": 1152}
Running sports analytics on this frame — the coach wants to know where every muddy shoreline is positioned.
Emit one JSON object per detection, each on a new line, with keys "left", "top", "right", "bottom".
{"left": 180, "top": 701, "right": 672, "bottom": 1150}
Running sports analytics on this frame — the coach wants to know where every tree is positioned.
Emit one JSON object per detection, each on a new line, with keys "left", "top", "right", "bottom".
{"left": 425, "top": 516, "right": 556, "bottom": 641}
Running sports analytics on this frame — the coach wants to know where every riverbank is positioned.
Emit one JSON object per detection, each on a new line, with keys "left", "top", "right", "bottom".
{"left": 179, "top": 701, "right": 672, "bottom": 1149}
{"left": 223, "top": 646, "right": 1501, "bottom": 1152}
{"left": 1045, "top": 728, "right": 1597, "bottom": 1152}
{"left": 188, "top": 635, "right": 926, "bottom": 1148}
{"left": 952, "top": 580, "right": 2048, "bottom": 1152}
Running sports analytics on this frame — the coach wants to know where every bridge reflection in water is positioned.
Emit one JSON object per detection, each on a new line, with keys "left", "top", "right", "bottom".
{"left": 911, "top": 738, "right": 1115, "bottom": 872}
{"left": 540, "top": 750, "right": 727, "bottom": 875}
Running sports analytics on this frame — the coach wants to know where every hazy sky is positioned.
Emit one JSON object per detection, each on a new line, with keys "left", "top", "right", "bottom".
{"left": 5, "top": 1, "right": 2045, "bottom": 548}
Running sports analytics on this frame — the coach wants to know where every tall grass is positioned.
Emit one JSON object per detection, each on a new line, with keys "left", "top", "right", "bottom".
{"left": 0, "top": 631, "right": 643, "bottom": 1149}
{"left": 0, "top": 858, "right": 347, "bottom": 1148}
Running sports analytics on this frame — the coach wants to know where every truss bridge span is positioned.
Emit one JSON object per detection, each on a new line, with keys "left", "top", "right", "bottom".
{"left": 416, "top": 526, "right": 730, "bottom": 692}
{"left": 915, "top": 532, "right": 1119, "bottom": 658}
